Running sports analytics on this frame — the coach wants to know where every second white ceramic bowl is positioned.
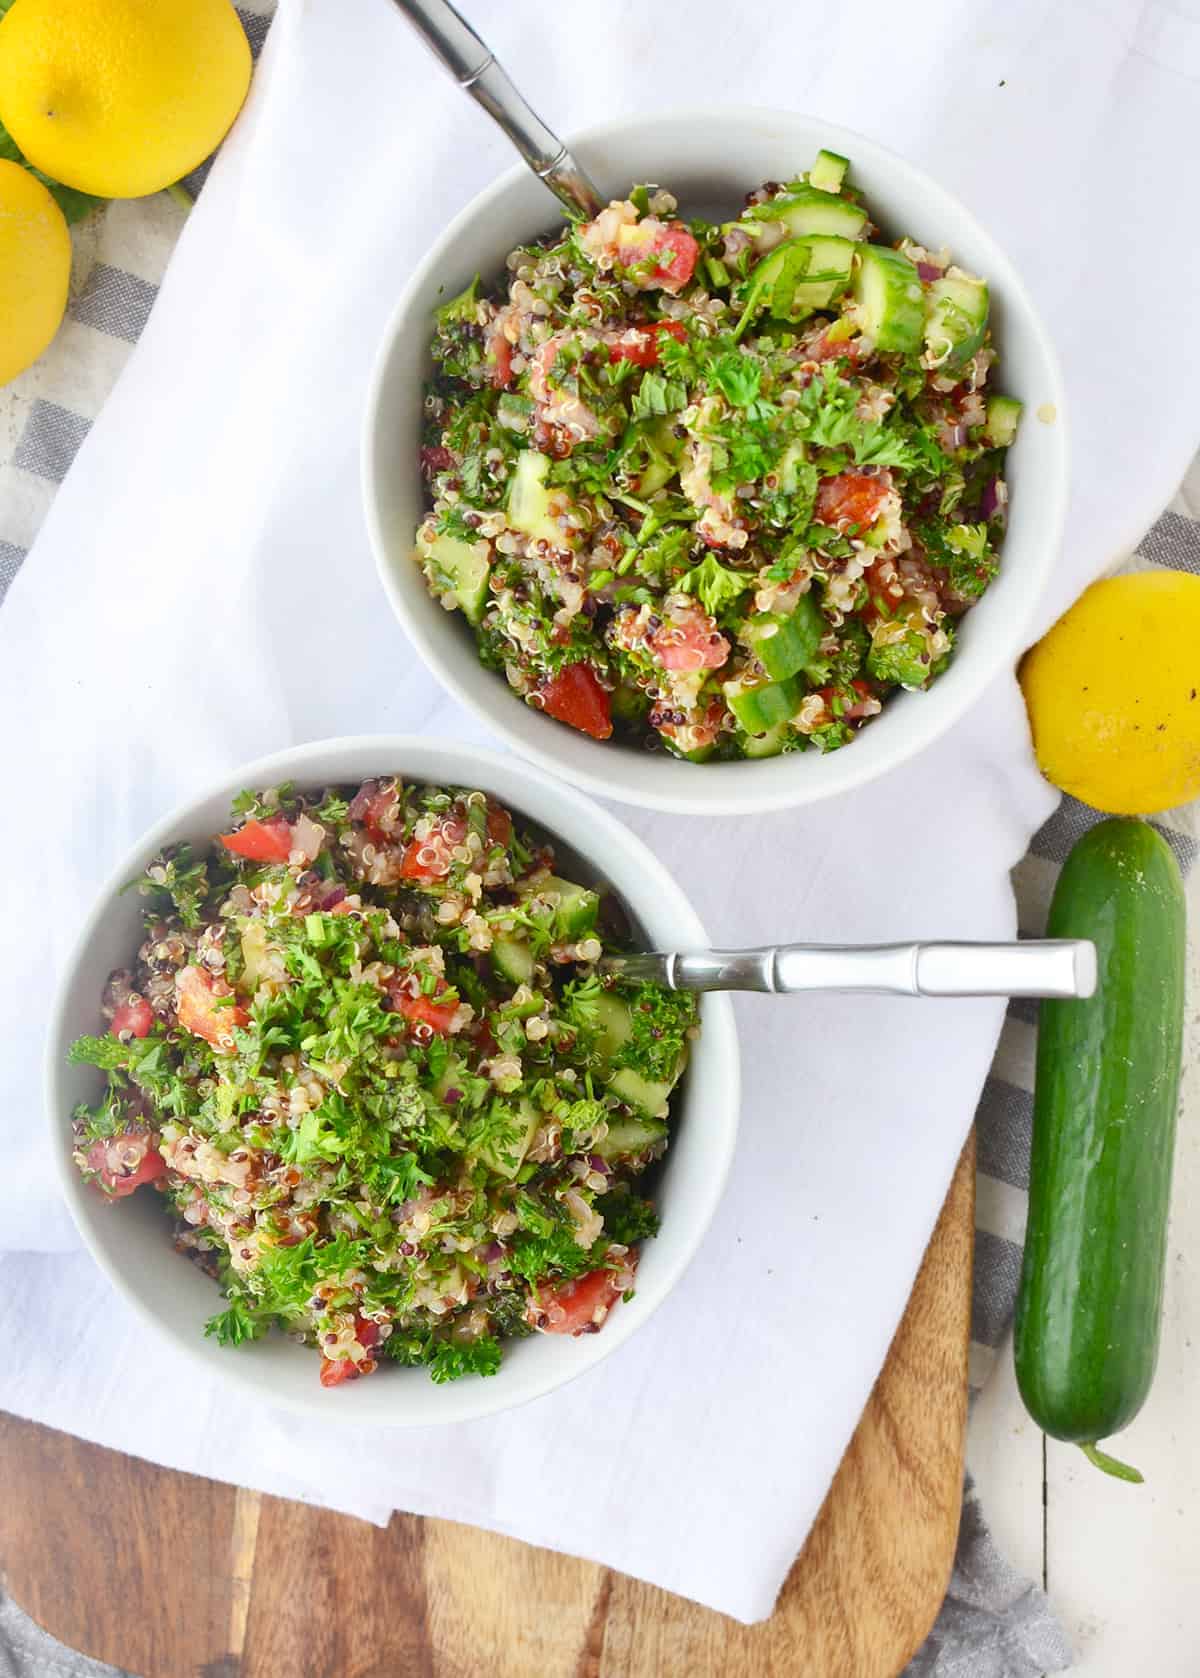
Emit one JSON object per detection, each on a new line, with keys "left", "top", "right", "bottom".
{"left": 363, "top": 107, "right": 1067, "bottom": 816}
{"left": 47, "top": 737, "right": 739, "bottom": 1426}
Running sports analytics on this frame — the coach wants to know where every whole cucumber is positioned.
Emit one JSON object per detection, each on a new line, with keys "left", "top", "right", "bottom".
{"left": 1014, "top": 818, "right": 1186, "bottom": 1482}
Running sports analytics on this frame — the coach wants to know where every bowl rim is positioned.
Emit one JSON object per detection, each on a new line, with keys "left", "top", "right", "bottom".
{"left": 45, "top": 734, "right": 741, "bottom": 1426}
{"left": 362, "top": 103, "right": 1069, "bottom": 817}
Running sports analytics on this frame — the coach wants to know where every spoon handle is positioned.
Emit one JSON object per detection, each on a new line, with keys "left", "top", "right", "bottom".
{"left": 606, "top": 940, "right": 1097, "bottom": 1000}
{"left": 387, "top": 0, "right": 603, "bottom": 218}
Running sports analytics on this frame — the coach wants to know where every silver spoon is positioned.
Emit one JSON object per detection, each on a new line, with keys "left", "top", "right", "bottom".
{"left": 386, "top": 0, "right": 603, "bottom": 218}
{"left": 602, "top": 939, "right": 1096, "bottom": 999}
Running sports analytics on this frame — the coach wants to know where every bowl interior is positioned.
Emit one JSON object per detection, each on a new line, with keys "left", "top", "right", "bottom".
{"left": 49, "top": 737, "right": 739, "bottom": 1425}
{"left": 364, "top": 107, "right": 1067, "bottom": 815}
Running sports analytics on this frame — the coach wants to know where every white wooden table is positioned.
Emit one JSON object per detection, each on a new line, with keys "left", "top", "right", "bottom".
{"left": 970, "top": 773, "right": 1200, "bottom": 1677}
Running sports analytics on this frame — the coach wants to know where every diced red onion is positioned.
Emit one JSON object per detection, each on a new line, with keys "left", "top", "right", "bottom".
{"left": 320, "top": 884, "right": 347, "bottom": 910}
{"left": 980, "top": 477, "right": 1001, "bottom": 520}
{"left": 587, "top": 1153, "right": 612, "bottom": 1177}
{"left": 917, "top": 261, "right": 944, "bottom": 282}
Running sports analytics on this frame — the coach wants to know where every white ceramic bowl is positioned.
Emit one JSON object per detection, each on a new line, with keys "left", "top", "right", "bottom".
{"left": 47, "top": 736, "right": 739, "bottom": 1425}
{"left": 364, "top": 107, "right": 1068, "bottom": 816}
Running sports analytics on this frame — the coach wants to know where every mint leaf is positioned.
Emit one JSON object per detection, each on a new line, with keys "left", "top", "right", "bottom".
{"left": 631, "top": 371, "right": 686, "bottom": 422}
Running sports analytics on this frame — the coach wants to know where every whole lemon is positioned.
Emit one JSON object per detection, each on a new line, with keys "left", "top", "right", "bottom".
{"left": 0, "top": 158, "right": 70, "bottom": 385}
{"left": 0, "top": 0, "right": 251, "bottom": 200}
{"left": 1020, "top": 571, "right": 1200, "bottom": 815}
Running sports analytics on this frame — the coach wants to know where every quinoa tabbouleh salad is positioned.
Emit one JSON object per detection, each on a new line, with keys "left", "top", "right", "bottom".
{"left": 68, "top": 779, "right": 696, "bottom": 1388}
{"left": 415, "top": 148, "right": 1022, "bottom": 761}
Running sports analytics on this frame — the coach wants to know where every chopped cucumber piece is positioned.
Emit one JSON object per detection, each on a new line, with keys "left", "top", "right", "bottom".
{"left": 611, "top": 681, "right": 650, "bottom": 724}
{"left": 851, "top": 245, "right": 925, "bottom": 353}
{"left": 664, "top": 740, "right": 716, "bottom": 764}
{"left": 417, "top": 532, "right": 491, "bottom": 625}
{"left": 491, "top": 935, "right": 534, "bottom": 986}
{"left": 591, "top": 994, "right": 634, "bottom": 1067}
{"left": 743, "top": 593, "right": 824, "bottom": 682}
{"left": 740, "top": 721, "right": 790, "bottom": 759}
{"left": 520, "top": 873, "right": 599, "bottom": 940}
{"left": 593, "top": 1113, "right": 669, "bottom": 1161}
{"left": 983, "top": 393, "right": 1022, "bottom": 449}
{"left": 809, "top": 149, "right": 850, "bottom": 194}
{"left": 923, "top": 272, "right": 988, "bottom": 370}
{"left": 474, "top": 1097, "right": 540, "bottom": 1180}
{"left": 434, "top": 1053, "right": 470, "bottom": 1106}
{"left": 636, "top": 417, "right": 684, "bottom": 497}
{"left": 508, "top": 450, "right": 566, "bottom": 546}
{"left": 608, "top": 1066, "right": 678, "bottom": 1120}
{"left": 740, "top": 235, "right": 856, "bottom": 330}
{"left": 723, "top": 675, "right": 800, "bottom": 736}
{"left": 748, "top": 185, "right": 867, "bottom": 241}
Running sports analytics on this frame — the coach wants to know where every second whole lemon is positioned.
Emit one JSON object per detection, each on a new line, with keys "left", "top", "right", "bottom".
{"left": 0, "top": 158, "right": 70, "bottom": 385}
{"left": 1020, "top": 570, "right": 1200, "bottom": 815}
{"left": 0, "top": 0, "right": 251, "bottom": 200}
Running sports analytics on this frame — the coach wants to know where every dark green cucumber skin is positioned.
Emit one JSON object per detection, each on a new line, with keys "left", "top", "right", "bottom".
{"left": 1014, "top": 818, "right": 1185, "bottom": 1444}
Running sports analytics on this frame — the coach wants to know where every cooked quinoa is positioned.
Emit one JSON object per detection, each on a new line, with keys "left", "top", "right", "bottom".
{"left": 415, "top": 149, "right": 1021, "bottom": 760}
{"left": 69, "top": 779, "right": 696, "bottom": 1387}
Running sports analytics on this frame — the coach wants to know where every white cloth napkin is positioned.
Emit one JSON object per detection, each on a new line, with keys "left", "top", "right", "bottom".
{"left": 1, "top": 0, "right": 1198, "bottom": 1624}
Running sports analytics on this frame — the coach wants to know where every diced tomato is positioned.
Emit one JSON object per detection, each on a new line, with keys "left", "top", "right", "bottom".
{"left": 815, "top": 679, "right": 877, "bottom": 724}
{"left": 489, "top": 332, "right": 514, "bottom": 390}
{"left": 537, "top": 663, "right": 613, "bottom": 740}
{"left": 175, "top": 965, "right": 249, "bottom": 1052}
{"left": 219, "top": 816, "right": 293, "bottom": 864}
{"left": 355, "top": 1316, "right": 382, "bottom": 1351}
{"left": 815, "top": 471, "right": 890, "bottom": 535}
{"left": 608, "top": 319, "right": 688, "bottom": 368}
{"left": 111, "top": 997, "right": 154, "bottom": 1039}
{"left": 649, "top": 611, "right": 730, "bottom": 673}
{"left": 392, "top": 988, "right": 460, "bottom": 1035}
{"left": 319, "top": 1317, "right": 381, "bottom": 1387}
{"left": 649, "top": 225, "right": 699, "bottom": 292}
{"left": 360, "top": 786, "right": 401, "bottom": 844}
{"left": 485, "top": 803, "right": 512, "bottom": 847}
{"left": 536, "top": 1268, "right": 625, "bottom": 1335}
{"left": 84, "top": 1132, "right": 167, "bottom": 1199}
{"left": 319, "top": 1356, "right": 361, "bottom": 1388}
{"left": 398, "top": 815, "right": 468, "bottom": 882}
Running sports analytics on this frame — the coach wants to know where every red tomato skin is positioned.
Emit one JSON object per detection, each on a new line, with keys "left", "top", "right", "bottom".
{"left": 219, "top": 817, "right": 293, "bottom": 864}
{"left": 536, "top": 1268, "right": 625, "bottom": 1335}
{"left": 537, "top": 663, "right": 613, "bottom": 741}
{"left": 84, "top": 1134, "right": 167, "bottom": 1198}
{"left": 815, "top": 471, "right": 889, "bottom": 534}
{"left": 485, "top": 804, "right": 513, "bottom": 847}
{"left": 111, "top": 998, "right": 154, "bottom": 1039}
{"left": 651, "top": 225, "right": 699, "bottom": 292}
{"left": 489, "top": 334, "right": 514, "bottom": 389}
{"left": 608, "top": 320, "right": 687, "bottom": 367}
{"left": 649, "top": 618, "right": 730, "bottom": 673}
{"left": 355, "top": 1317, "right": 382, "bottom": 1351}
{"left": 319, "top": 1357, "right": 361, "bottom": 1388}
{"left": 399, "top": 816, "right": 467, "bottom": 882}
{"left": 175, "top": 965, "right": 249, "bottom": 1051}
{"left": 393, "top": 990, "right": 459, "bottom": 1035}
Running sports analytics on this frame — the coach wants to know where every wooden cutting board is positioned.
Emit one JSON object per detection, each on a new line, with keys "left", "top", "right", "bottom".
{"left": 0, "top": 1138, "right": 973, "bottom": 1678}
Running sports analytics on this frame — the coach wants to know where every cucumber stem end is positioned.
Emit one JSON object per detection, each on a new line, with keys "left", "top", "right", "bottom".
{"left": 1079, "top": 1442, "right": 1144, "bottom": 1484}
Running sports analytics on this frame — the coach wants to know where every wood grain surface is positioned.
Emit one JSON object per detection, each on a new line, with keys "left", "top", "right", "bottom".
{"left": 0, "top": 1139, "right": 973, "bottom": 1678}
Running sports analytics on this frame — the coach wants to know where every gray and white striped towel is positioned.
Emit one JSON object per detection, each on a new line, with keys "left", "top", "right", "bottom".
{"left": 1, "top": 3, "right": 1198, "bottom": 1668}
